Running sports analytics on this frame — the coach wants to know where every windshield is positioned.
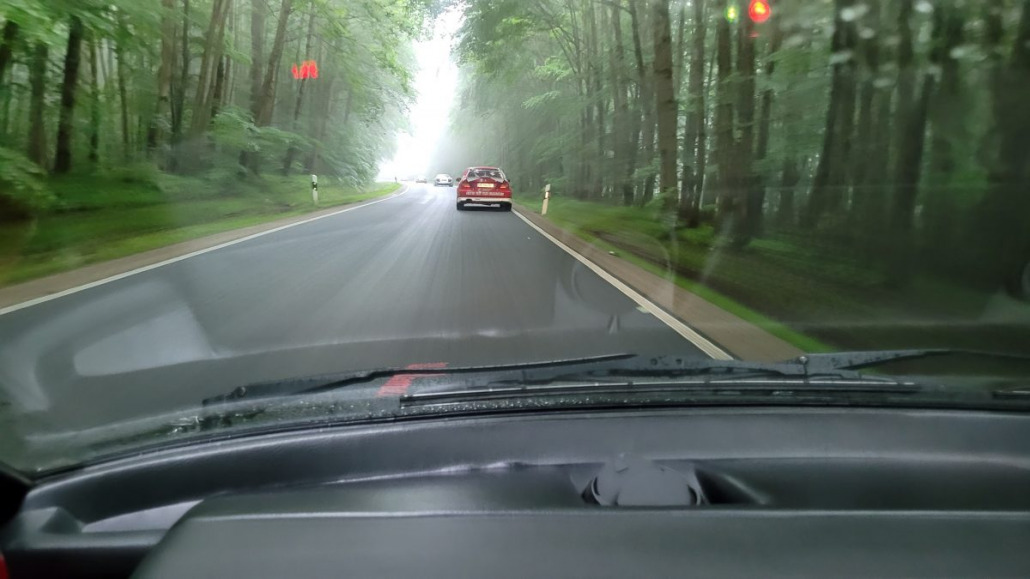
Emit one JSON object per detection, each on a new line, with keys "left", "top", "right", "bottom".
{"left": 467, "top": 168, "right": 505, "bottom": 180}
{"left": 0, "top": 0, "right": 1028, "bottom": 474}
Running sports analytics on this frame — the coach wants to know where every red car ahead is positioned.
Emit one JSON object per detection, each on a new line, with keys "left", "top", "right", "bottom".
{"left": 456, "top": 167, "right": 513, "bottom": 212}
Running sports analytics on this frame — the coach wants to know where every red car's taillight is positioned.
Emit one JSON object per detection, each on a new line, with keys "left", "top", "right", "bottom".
{"left": 499, "top": 181, "right": 511, "bottom": 192}
{"left": 458, "top": 181, "right": 472, "bottom": 193}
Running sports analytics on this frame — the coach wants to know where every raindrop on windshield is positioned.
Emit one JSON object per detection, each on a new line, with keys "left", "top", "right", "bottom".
{"left": 829, "top": 50, "right": 855, "bottom": 65}
{"left": 841, "top": 4, "right": 869, "bottom": 21}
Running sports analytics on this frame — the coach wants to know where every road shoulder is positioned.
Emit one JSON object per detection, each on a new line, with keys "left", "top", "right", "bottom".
{"left": 0, "top": 187, "right": 407, "bottom": 312}
{"left": 514, "top": 206, "right": 803, "bottom": 361}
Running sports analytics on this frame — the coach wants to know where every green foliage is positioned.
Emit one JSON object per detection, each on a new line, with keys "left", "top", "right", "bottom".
{"left": 0, "top": 147, "right": 54, "bottom": 216}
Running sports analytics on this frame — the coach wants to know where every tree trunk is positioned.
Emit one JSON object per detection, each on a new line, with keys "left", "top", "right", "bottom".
{"left": 651, "top": 0, "right": 678, "bottom": 213}
{"left": 611, "top": 0, "right": 636, "bottom": 206}
{"left": 213, "top": 55, "right": 228, "bottom": 116}
{"left": 924, "top": 5, "right": 965, "bottom": 260}
{"left": 695, "top": 49, "right": 714, "bottom": 211}
{"left": 629, "top": 0, "right": 656, "bottom": 206}
{"left": 255, "top": 0, "right": 294, "bottom": 127}
{"left": 885, "top": 75, "right": 933, "bottom": 286}
{"left": 244, "top": 0, "right": 293, "bottom": 173}
{"left": 282, "top": 9, "right": 316, "bottom": 175}
{"left": 586, "top": 0, "right": 605, "bottom": 197}
{"left": 27, "top": 43, "right": 48, "bottom": 168}
{"left": 890, "top": 0, "right": 916, "bottom": 198}
{"left": 713, "top": 0, "right": 736, "bottom": 228}
{"left": 755, "top": 17, "right": 782, "bottom": 161}
{"left": 609, "top": 0, "right": 632, "bottom": 206}
{"left": 673, "top": 1, "right": 687, "bottom": 92}
{"left": 678, "top": 0, "right": 705, "bottom": 226}
{"left": 885, "top": 5, "right": 941, "bottom": 286}
{"left": 189, "top": 0, "right": 231, "bottom": 137}
{"left": 749, "top": 13, "right": 782, "bottom": 237}
{"left": 249, "top": 0, "right": 266, "bottom": 111}
{"left": 805, "top": 0, "right": 858, "bottom": 228}
{"left": 0, "top": 20, "right": 18, "bottom": 85}
{"left": 54, "top": 16, "right": 85, "bottom": 175}
{"left": 170, "top": 0, "right": 191, "bottom": 170}
{"left": 148, "top": 0, "right": 178, "bottom": 156}
{"left": 975, "top": 0, "right": 1030, "bottom": 286}
{"left": 735, "top": 16, "right": 759, "bottom": 244}
{"left": 852, "top": 0, "right": 887, "bottom": 231}
{"left": 226, "top": 2, "right": 240, "bottom": 107}
{"left": 88, "top": 36, "right": 100, "bottom": 165}
{"left": 115, "top": 37, "right": 131, "bottom": 160}
{"left": 777, "top": 158, "right": 801, "bottom": 227}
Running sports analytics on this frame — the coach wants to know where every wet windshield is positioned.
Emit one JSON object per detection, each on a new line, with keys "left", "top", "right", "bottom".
{"left": 0, "top": 0, "right": 1028, "bottom": 474}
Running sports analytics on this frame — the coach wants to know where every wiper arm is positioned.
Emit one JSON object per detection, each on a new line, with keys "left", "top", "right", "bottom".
{"left": 202, "top": 353, "right": 637, "bottom": 406}
{"left": 481, "top": 355, "right": 884, "bottom": 387}
{"left": 205, "top": 349, "right": 1024, "bottom": 408}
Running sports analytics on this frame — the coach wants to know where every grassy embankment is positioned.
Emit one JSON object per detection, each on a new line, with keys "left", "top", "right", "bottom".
{"left": 0, "top": 170, "right": 400, "bottom": 287}
{"left": 516, "top": 194, "right": 1030, "bottom": 356}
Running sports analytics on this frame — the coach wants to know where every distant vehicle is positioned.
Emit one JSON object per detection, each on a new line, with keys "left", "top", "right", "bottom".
{"left": 416, "top": 176, "right": 427, "bottom": 183}
{"left": 456, "top": 166, "right": 512, "bottom": 212}
{"left": 434, "top": 174, "right": 454, "bottom": 187}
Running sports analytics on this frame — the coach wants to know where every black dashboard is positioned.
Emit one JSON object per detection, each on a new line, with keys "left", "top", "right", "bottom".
{"left": 3, "top": 407, "right": 1030, "bottom": 577}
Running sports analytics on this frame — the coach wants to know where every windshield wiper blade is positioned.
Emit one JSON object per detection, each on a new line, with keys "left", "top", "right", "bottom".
{"left": 202, "top": 353, "right": 637, "bottom": 406}
{"left": 795, "top": 349, "right": 1030, "bottom": 374}
{"left": 400, "top": 376, "right": 921, "bottom": 406}
{"left": 206, "top": 349, "right": 1019, "bottom": 408}
{"left": 479, "top": 355, "right": 883, "bottom": 386}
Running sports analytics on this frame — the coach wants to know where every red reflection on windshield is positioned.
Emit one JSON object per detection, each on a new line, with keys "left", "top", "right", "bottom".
{"left": 291, "top": 60, "right": 319, "bottom": 80}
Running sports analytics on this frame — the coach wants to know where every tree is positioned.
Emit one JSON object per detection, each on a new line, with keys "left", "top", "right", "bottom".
{"left": 0, "top": 21, "right": 18, "bottom": 85}
{"left": 678, "top": 0, "right": 706, "bottom": 226}
{"left": 924, "top": 4, "right": 966, "bottom": 258}
{"left": 975, "top": 0, "right": 1030, "bottom": 285}
{"left": 735, "top": 15, "right": 758, "bottom": 243}
{"left": 805, "top": 0, "right": 858, "bottom": 228}
{"left": 282, "top": 8, "right": 316, "bottom": 174}
{"left": 651, "top": 0, "right": 678, "bottom": 213}
{"left": 27, "top": 43, "right": 48, "bottom": 167}
{"left": 54, "top": 16, "right": 85, "bottom": 174}
{"left": 87, "top": 34, "right": 100, "bottom": 164}
{"left": 608, "top": 0, "right": 633, "bottom": 206}
{"left": 885, "top": 1, "right": 938, "bottom": 286}
{"left": 851, "top": 0, "right": 891, "bottom": 234}
{"left": 713, "top": 0, "right": 735, "bottom": 227}
{"left": 255, "top": 0, "right": 293, "bottom": 127}
{"left": 189, "top": 0, "right": 232, "bottom": 138}
{"left": 147, "top": 0, "right": 178, "bottom": 157}
{"left": 629, "top": 0, "right": 656, "bottom": 205}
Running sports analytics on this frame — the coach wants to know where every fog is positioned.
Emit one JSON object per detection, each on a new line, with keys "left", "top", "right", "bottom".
{"left": 377, "top": 8, "right": 462, "bottom": 181}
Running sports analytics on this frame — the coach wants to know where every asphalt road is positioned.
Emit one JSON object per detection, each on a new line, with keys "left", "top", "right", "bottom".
{"left": 0, "top": 184, "right": 706, "bottom": 432}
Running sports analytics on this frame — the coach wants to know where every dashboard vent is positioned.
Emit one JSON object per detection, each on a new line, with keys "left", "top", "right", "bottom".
{"left": 584, "top": 456, "right": 707, "bottom": 507}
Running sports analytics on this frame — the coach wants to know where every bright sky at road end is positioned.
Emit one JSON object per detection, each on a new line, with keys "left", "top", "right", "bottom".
{"left": 377, "top": 9, "right": 462, "bottom": 181}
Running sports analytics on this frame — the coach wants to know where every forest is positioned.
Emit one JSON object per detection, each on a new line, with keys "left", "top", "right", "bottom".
{"left": 0, "top": 0, "right": 443, "bottom": 283}
{"left": 1, "top": 0, "right": 1028, "bottom": 351}
{"left": 434, "top": 0, "right": 1030, "bottom": 299}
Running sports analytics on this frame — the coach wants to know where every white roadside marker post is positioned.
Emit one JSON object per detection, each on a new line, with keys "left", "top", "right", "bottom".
{"left": 311, "top": 174, "right": 319, "bottom": 206}
{"left": 542, "top": 184, "right": 551, "bottom": 216}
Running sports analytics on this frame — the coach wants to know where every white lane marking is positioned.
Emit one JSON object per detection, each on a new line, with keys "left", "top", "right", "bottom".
{"left": 0, "top": 186, "right": 409, "bottom": 317}
{"left": 513, "top": 211, "right": 732, "bottom": 360}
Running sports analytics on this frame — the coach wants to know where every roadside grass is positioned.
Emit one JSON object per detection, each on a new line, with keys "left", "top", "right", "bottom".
{"left": 513, "top": 193, "right": 1030, "bottom": 355}
{"left": 0, "top": 173, "right": 400, "bottom": 286}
